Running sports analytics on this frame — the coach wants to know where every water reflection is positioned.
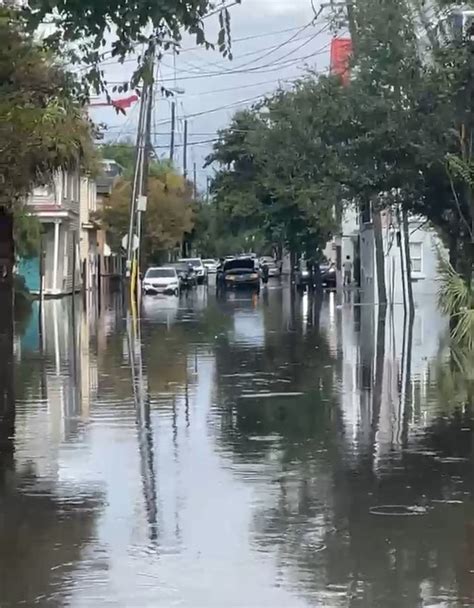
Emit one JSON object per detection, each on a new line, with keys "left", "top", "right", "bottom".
{"left": 2, "top": 285, "right": 473, "bottom": 606}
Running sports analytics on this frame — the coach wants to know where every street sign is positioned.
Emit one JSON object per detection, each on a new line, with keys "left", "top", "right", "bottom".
{"left": 137, "top": 195, "right": 147, "bottom": 212}
{"left": 121, "top": 234, "right": 139, "bottom": 251}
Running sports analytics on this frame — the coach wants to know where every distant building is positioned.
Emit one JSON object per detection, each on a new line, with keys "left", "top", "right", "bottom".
{"left": 95, "top": 159, "right": 124, "bottom": 279}
{"left": 79, "top": 175, "right": 100, "bottom": 292}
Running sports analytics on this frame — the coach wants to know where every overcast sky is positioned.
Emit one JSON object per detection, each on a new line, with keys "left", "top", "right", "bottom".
{"left": 89, "top": 0, "right": 334, "bottom": 187}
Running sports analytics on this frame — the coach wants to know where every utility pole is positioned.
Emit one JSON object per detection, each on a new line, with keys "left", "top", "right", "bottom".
{"left": 193, "top": 162, "right": 197, "bottom": 199}
{"left": 136, "top": 58, "right": 155, "bottom": 276}
{"left": 183, "top": 119, "right": 188, "bottom": 180}
{"left": 169, "top": 101, "right": 175, "bottom": 164}
{"left": 125, "top": 84, "right": 148, "bottom": 274}
{"left": 125, "top": 39, "right": 157, "bottom": 300}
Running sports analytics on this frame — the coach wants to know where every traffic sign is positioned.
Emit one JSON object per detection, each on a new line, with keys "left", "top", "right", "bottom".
{"left": 121, "top": 234, "right": 139, "bottom": 251}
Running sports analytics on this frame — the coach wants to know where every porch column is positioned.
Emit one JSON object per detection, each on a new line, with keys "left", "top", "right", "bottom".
{"left": 52, "top": 220, "right": 60, "bottom": 293}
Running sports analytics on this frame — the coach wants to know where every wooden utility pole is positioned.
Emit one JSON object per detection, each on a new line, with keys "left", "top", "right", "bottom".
{"left": 126, "top": 40, "right": 157, "bottom": 301}
{"left": 193, "top": 162, "right": 197, "bottom": 199}
{"left": 169, "top": 101, "right": 176, "bottom": 163}
{"left": 183, "top": 119, "right": 188, "bottom": 180}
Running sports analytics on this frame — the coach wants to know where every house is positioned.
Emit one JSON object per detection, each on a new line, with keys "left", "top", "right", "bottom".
{"left": 95, "top": 159, "right": 124, "bottom": 279}
{"left": 19, "top": 169, "right": 83, "bottom": 297}
{"left": 358, "top": 204, "right": 446, "bottom": 305}
{"left": 79, "top": 176, "right": 100, "bottom": 291}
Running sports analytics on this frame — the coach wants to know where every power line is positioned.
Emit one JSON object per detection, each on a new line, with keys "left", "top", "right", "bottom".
{"left": 104, "top": 44, "right": 331, "bottom": 86}
{"left": 163, "top": 22, "right": 330, "bottom": 76}
{"left": 79, "top": 21, "right": 325, "bottom": 72}
{"left": 179, "top": 30, "right": 318, "bottom": 73}
{"left": 103, "top": 66, "right": 329, "bottom": 133}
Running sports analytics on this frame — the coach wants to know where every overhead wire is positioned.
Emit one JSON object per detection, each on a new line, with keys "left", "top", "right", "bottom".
{"left": 163, "top": 21, "right": 330, "bottom": 76}
{"left": 179, "top": 29, "right": 318, "bottom": 73}
{"left": 105, "top": 42, "right": 332, "bottom": 85}
{"left": 80, "top": 19, "right": 324, "bottom": 72}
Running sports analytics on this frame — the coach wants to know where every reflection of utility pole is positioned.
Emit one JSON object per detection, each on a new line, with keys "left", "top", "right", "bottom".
{"left": 126, "top": 312, "right": 158, "bottom": 544}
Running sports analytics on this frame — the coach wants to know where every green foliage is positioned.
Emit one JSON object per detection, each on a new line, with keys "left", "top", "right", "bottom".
{"left": 23, "top": 0, "right": 240, "bottom": 93}
{"left": 13, "top": 208, "right": 41, "bottom": 259}
{"left": 100, "top": 168, "right": 194, "bottom": 264}
{"left": 0, "top": 9, "right": 96, "bottom": 211}
{"left": 206, "top": 90, "right": 341, "bottom": 259}
{"left": 438, "top": 253, "right": 474, "bottom": 348}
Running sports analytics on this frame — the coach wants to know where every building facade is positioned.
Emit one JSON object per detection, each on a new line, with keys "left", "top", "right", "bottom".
{"left": 19, "top": 169, "right": 101, "bottom": 297}
{"left": 358, "top": 205, "right": 446, "bottom": 305}
{"left": 21, "top": 170, "right": 82, "bottom": 296}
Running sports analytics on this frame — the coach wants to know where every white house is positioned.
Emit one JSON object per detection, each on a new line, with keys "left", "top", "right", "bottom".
{"left": 358, "top": 205, "right": 446, "bottom": 305}
{"left": 27, "top": 170, "right": 82, "bottom": 296}
{"left": 19, "top": 169, "right": 99, "bottom": 296}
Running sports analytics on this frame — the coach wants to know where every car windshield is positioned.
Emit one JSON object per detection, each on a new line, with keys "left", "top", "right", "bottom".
{"left": 224, "top": 258, "right": 255, "bottom": 272}
{"left": 145, "top": 268, "right": 175, "bottom": 279}
{"left": 180, "top": 258, "right": 201, "bottom": 268}
{"left": 203, "top": 259, "right": 215, "bottom": 264}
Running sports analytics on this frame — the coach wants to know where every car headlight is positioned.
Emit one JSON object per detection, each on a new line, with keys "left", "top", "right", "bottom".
{"left": 227, "top": 275, "right": 235, "bottom": 281}
{"left": 143, "top": 282, "right": 152, "bottom": 288}
{"left": 250, "top": 273, "right": 259, "bottom": 279}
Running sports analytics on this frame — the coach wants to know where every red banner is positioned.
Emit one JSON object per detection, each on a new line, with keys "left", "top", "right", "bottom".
{"left": 330, "top": 38, "right": 352, "bottom": 86}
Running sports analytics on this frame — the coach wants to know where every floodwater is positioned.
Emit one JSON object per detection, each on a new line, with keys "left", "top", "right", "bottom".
{"left": 1, "top": 281, "right": 474, "bottom": 607}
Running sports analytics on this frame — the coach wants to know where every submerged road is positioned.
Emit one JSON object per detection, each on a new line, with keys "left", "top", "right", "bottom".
{"left": 1, "top": 280, "right": 472, "bottom": 607}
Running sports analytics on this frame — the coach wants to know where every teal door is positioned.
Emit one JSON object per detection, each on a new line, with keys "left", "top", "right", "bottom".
{"left": 18, "top": 257, "right": 41, "bottom": 293}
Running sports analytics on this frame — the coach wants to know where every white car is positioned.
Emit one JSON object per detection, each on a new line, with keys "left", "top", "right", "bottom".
{"left": 179, "top": 258, "right": 207, "bottom": 284}
{"left": 142, "top": 267, "right": 180, "bottom": 296}
{"left": 202, "top": 258, "right": 219, "bottom": 273}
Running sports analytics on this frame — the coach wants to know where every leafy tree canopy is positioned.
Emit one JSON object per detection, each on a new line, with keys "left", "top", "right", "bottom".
{"left": 100, "top": 165, "right": 195, "bottom": 264}
{"left": 206, "top": 0, "right": 474, "bottom": 278}
{"left": 0, "top": 9, "right": 95, "bottom": 210}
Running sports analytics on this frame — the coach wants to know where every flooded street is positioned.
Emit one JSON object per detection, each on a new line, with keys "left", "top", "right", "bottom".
{"left": 2, "top": 281, "right": 474, "bottom": 607}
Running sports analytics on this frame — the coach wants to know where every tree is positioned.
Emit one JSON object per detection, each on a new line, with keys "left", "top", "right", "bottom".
{"left": 0, "top": 7, "right": 95, "bottom": 316}
{"left": 23, "top": 0, "right": 240, "bottom": 93}
{"left": 0, "top": 10, "right": 96, "bottom": 205}
{"left": 100, "top": 168, "right": 195, "bottom": 265}
{"left": 206, "top": 85, "right": 343, "bottom": 266}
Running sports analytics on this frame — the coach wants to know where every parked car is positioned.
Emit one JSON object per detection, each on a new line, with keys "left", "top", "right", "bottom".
{"left": 202, "top": 258, "right": 219, "bottom": 274}
{"left": 219, "top": 257, "right": 260, "bottom": 291}
{"left": 320, "top": 262, "right": 337, "bottom": 288}
{"left": 142, "top": 267, "right": 180, "bottom": 296}
{"left": 294, "top": 265, "right": 311, "bottom": 290}
{"left": 179, "top": 258, "right": 207, "bottom": 284}
{"left": 171, "top": 262, "right": 197, "bottom": 289}
{"left": 259, "top": 256, "right": 281, "bottom": 277}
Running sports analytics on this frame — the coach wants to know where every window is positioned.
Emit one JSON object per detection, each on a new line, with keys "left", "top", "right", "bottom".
{"left": 361, "top": 200, "right": 372, "bottom": 224}
{"left": 410, "top": 242, "right": 423, "bottom": 273}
